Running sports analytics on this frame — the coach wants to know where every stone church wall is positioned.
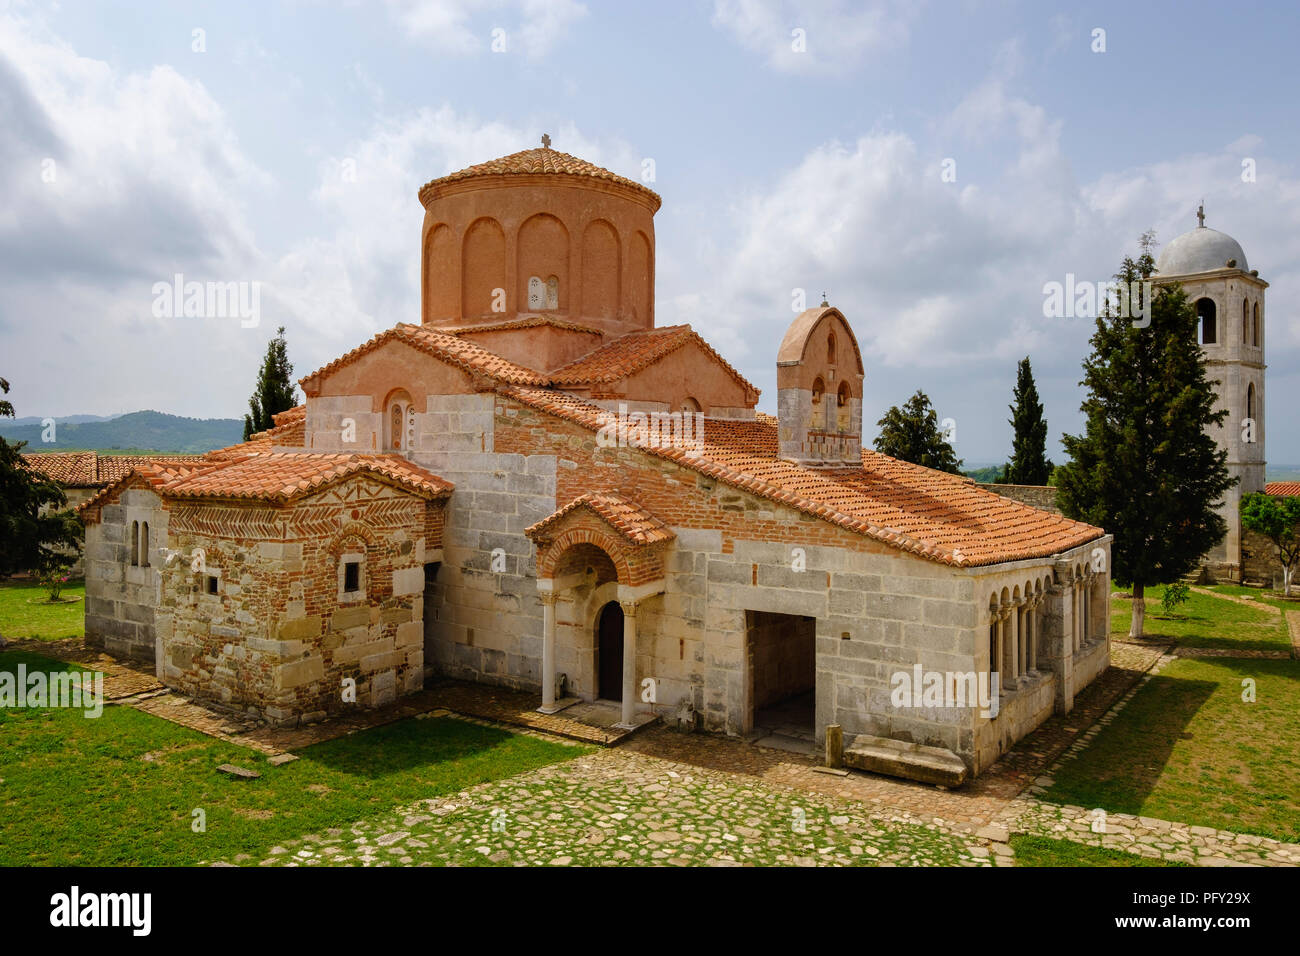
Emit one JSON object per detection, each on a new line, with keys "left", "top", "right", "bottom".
{"left": 154, "top": 482, "right": 430, "bottom": 725}
{"left": 84, "top": 487, "right": 169, "bottom": 662}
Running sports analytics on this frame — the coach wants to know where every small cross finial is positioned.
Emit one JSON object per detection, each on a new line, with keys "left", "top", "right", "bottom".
{"left": 1197, "top": 201, "right": 1205, "bottom": 228}
{"left": 820, "top": 292, "right": 829, "bottom": 307}
{"left": 541, "top": 133, "right": 552, "bottom": 149}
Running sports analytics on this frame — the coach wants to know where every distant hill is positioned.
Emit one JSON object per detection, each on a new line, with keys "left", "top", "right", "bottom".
{"left": 0, "top": 410, "right": 244, "bottom": 453}
{"left": 6, "top": 413, "right": 118, "bottom": 427}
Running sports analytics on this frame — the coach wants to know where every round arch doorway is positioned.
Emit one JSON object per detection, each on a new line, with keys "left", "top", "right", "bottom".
{"left": 596, "top": 600, "right": 624, "bottom": 701}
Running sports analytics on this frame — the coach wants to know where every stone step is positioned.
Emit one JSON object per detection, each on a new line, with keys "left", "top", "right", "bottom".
{"left": 842, "top": 734, "right": 969, "bottom": 788}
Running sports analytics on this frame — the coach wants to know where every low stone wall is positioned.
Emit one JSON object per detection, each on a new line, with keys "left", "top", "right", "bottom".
{"left": 981, "top": 484, "right": 1060, "bottom": 514}
{"left": 1241, "top": 528, "right": 1286, "bottom": 588}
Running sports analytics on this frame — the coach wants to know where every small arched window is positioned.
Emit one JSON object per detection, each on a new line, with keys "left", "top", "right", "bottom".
{"left": 679, "top": 397, "right": 701, "bottom": 413}
{"left": 827, "top": 331, "right": 837, "bottom": 365}
{"left": 811, "top": 377, "right": 825, "bottom": 407}
{"left": 385, "top": 390, "right": 415, "bottom": 453}
{"left": 130, "top": 521, "right": 139, "bottom": 566}
{"left": 141, "top": 522, "right": 150, "bottom": 568}
{"left": 1242, "top": 300, "right": 1250, "bottom": 344}
{"left": 1253, "top": 302, "right": 1260, "bottom": 347}
{"left": 545, "top": 276, "right": 559, "bottom": 310}
{"left": 1196, "top": 298, "right": 1217, "bottom": 345}
{"left": 527, "top": 276, "right": 545, "bottom": 310}
{"left": 1247, "top": 382, "right": 1256, "bottom": 422}
{"left": 836, "top": 381, "right": 850, "bottom": 407}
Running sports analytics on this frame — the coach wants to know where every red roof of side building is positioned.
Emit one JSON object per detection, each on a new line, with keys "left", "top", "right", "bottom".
{"left": 206, "top": 405, "right": 308, "bottom": 458}
{"left": 21, "top": 451, "right": 210, "bottom": 487}
{"left": 498, "top": 385, "right": 1104, "bottom": 568}
{"left": 1266, "top": 481, "right": 1300, "bottom": 496}
{"left": 548, "top": 325, "right": 759, "bottom": 396}
{"left": 526, "top": 492, "right": 675, "bottom": 547}
{"left": 78, "top": 452, "right": 453, "bottom": 521}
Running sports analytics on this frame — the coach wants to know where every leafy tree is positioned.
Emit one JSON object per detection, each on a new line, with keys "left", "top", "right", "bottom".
{"left": 1003, "top": 357, "right": 1053, "bottom": 485}
{"left": 243, "top": 326, "right": 298, "bottom": 441}
{"left": 0, "top": 377, "right": 84, "bottom": 579}
{"left": 1240, "top": 492, "right": 1300, "bottom": 596}
{"left": 1056, "top": 234, "right": 1236, "bottom": 637}
{"left": 873, "top": 389, "right": 963, "bottom": 474}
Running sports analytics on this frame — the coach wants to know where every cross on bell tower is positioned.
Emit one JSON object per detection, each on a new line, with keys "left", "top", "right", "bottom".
{"left": 541, "top": 133, "right": 551, "bottom": 149}
{"left": 1197, "top": 201, "right": 1205, "bottom": 228}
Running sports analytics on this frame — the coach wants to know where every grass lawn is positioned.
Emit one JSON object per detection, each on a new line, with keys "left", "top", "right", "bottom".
{"left": 1040, "top": 656, "right": 1300, "bottom": 842}
{"left": 1110, "top": 583, "right": 1290, "bottom": 651}
{"left": 0, "top": 649, "right": 589, "bottom": 865}
{"left": 0, "top": 579, "right": 86, "bottom": 641}
{"left": 1204, "top": 582, "right": 1300, "bottom": 616}
{"left": 1010, "top": 835, "right": 1187, "bottom": 867}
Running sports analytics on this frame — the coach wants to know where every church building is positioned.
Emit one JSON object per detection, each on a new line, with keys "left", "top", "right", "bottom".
{"left": 77, "top": 142, "right": 1114, "bottom": 781}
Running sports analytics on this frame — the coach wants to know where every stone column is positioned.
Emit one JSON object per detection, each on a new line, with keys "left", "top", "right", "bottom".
{"left": 538, "top": 591, "right": 558, "bottom": 713}
{"left": 1027, "top": 596, "right": 1039, "bottom": 673}
{"left": 620, "top": 600, "right": 638, "bottom": 726}
{"left": 995, "top": 608, "right": 1008, "bottom": 696}
{"left": 1008, "top": 602, "right": 1020, "bottom": 684}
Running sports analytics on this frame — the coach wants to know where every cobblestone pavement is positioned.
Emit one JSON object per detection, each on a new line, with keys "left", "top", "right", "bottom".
{"left": 222, "top": 743, "right": 999, "bottom": 868}
{"left": 620, "top": 640, "right": 1168, "bottom": 833}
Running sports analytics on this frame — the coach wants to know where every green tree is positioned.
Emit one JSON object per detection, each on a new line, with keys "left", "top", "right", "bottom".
{"left": 1056, "top": 234, "right": 1236, "bottom": 637}
{"left": 243, "top": 326, "right": 298, "bottom": 441}
{"left": 1003, "top": 356, "right": 1053, "bottom": 485}
{"left": 0, "top": 377, "right": 84, "bottom": 579}
{"left": 873, "top": 389, "right": 963, "bottom": 474}
{"left": 1240, "top": 492, "right": 1300, "bottom": 596}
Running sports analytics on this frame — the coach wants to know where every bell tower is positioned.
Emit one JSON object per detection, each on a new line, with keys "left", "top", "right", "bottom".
{"left": 776, "top": 303, "right": 865, "bottom": 466}
{"left": 1155, "top": 207, "right": 1268, "bottom": 578}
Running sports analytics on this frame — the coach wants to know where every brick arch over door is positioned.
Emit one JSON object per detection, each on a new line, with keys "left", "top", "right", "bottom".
{"left": 535, "top": 528, "right": 635, "bottom": 586}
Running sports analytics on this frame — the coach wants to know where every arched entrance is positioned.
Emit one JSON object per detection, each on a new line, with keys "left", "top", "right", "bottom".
{"left": 596, "top": 600, "right": 624, "bottom": 701}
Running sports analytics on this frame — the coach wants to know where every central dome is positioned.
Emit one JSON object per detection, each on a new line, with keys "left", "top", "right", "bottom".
{"left": 1156, "top": 226, "right": 1249, "bottom": 276}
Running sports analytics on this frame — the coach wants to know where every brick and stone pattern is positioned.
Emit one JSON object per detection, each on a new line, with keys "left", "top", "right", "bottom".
{"left": 982, "top": 484, "right": 1061, "bottom": 514}
{"left": 152, "top": 477, "right": 436, "bottom": 725}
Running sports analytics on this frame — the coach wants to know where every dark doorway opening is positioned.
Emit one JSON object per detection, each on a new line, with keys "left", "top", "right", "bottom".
{"left": 747, "top": 610, "right": 816, "bottom": 748}
{"left": 597, "top": 600, "right": 624, "bottom": 701}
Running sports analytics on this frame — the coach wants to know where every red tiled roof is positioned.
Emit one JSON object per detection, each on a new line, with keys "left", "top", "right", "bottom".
{"left": 418, "top": 147, "right": 661, "bottom": 210}
{"left": 207, "top": 405, "right": 308, "bottom": 458}
{"left": 526, "top": 492, "right": 675, "bottom": 547}
{"left": 1266, "top": 481, "right": 1300, "bottom": 496}
{"left": 441, "top": 316, "right": 605, "bottom": 337}
{"left": 498, "top": 386, "right": 1103, "bottom": 568}
{"left": 22, "top": 451, "right": 209, "bottom": 487}
{"left": 300, "top": 324, "right": 546, "bottom": 391}
{"left": 549, "top": 325, "right": 759, "bottom": 397}
{"left": 78, "top": 453, "right": 453, "bottom": 519}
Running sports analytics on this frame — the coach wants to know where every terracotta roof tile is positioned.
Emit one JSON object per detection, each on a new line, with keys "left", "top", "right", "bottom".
{"left": 441, "top": 316, "right": 605, "bottom": 337}
{"left": 499, "top": 386, "right": 1104, "bottom": 568}
{"left": 300, "top": 324, "right": 546, "bottom": 391}
{"left": 1266, "top": 481, "right": 1300, "bottom": 496}
{"left": 418, "top": 147, "right": 661, "bottom": 210}
{"left": 526, "top": 492, "right": 675, "bottom": 547}
{"left": 78, "top": 453, "right": 452, "bottom": 519}
{"left": 207, "top": 405, "right": 308, "bottom": 459}
{"left": 549, "top": 325, "right": 759, "bottom": 396}
{"left": 22, "top": 451, "right": 209, "bottom": 487}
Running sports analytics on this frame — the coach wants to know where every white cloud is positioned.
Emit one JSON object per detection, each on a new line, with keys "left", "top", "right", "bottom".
{"left": 711, "top": 0, "right": 915, "bottom": 73}
{"left": 384, "top": 0, "right": 586, "bottom": 58}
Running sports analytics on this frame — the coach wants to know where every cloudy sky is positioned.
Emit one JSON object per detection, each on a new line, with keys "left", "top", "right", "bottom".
{"left": 1, "top": 0, "right": 1297, "bottom": 464}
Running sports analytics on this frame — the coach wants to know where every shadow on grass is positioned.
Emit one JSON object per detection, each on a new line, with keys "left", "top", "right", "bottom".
{"left": 299, "top": 716, "right": 532, "bottom": 779}
{"left": 1043, "top": 675, "right": 1218, "bottom": 814}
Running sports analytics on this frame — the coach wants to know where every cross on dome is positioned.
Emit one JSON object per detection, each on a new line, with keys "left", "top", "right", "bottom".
{"left": 541, "top": 133, "right": 552, "bottom": 148}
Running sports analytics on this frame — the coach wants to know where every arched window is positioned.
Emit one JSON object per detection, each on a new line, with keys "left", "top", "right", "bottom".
{"left": 827, "top": 331, "right": 837, "bottom": 365}
{"left": 385, "top": 390, "right": 415, "bottom": 453}
{"left": 835, "top": 381, "right": 851, "bottom": 431}
{"left": 1253, "top": 301, "right": 1260, "bottom": 347}
{"left": 1196, "top": 298, "right": 1216, "bottom": 345}
{"left": 810, "top": 377, "right": 825, "bottom": 430}
{"left": 130, "top": 521, "right": 139, "bottom": 566}
{"left": 1247, "top": 382, "right": 1256, "bottom": 422}
{"left": 679, "top": 397, "right": 701, "bottom": 413}
{"left": 527, "top": 276, "right": 545, "bottom": 310}
{"left": 545, "top": 275, "right": 559, "bottom": 310}
{"left": 141, "top": 522, "right": 150, "bottom": 568}
{"left": 1243, "top": 300, "right": 1250, "bottom": 344}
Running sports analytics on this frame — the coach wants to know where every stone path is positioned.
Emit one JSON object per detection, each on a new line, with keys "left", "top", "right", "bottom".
{"left": 221, "top": 745, "right": 999, "bottom": 868}
{"left": 1190, "top": 585, "right": 1282, "bottom": 613}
